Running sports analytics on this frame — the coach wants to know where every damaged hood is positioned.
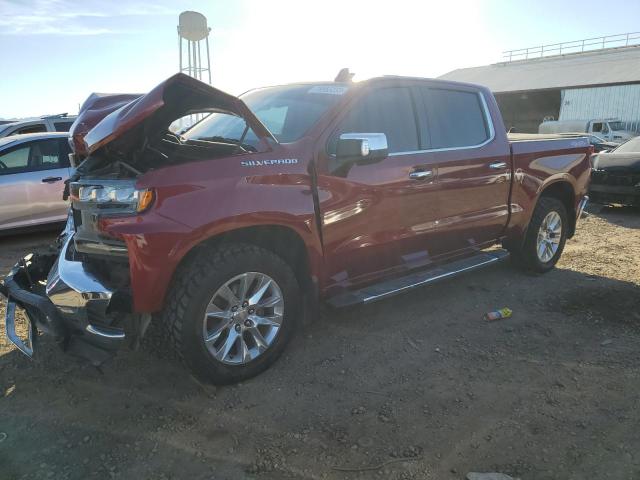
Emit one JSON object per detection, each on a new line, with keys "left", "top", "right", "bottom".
{"left": 81, "top": 73, "right": 274, "bottom": 156}
{"left": 70, "top": 92, "right": 143, "bottom": 158}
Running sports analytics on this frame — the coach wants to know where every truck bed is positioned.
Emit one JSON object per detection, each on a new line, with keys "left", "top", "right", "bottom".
{"left": 508, "top": 133, "right": 588, "bottom": 142}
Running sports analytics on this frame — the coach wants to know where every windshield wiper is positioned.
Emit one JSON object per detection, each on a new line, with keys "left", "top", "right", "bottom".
{"left": 193, "top": 136, "right": 257, "bottom": 152}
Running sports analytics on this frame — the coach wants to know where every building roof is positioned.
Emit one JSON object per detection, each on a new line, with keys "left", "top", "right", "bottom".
{"left": 439, "top": 45, "right": 640, "bottom": 93}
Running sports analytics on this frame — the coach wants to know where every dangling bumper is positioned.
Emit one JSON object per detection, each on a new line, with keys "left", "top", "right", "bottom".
{"left": 1, "top": 234, "right": 130, "bottom": 365}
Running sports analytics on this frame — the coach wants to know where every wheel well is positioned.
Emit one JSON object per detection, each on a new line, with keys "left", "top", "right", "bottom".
{"left": 180, "top": 225, "right": 313, "bottom": 293}
{"left": 540, "top": 181, "right": 576, "bottom": 236}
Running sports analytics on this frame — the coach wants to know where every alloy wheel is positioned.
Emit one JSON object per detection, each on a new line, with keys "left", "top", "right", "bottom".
{"left": 536, "top": 211, "right": 562, "bottom": 263}
{"left": 202, "top": 272, "right": 284, "bottom": 365}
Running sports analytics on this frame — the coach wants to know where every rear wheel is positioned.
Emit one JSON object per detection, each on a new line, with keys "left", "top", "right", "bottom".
{"left": 510, "top": 197, "right": 568, "bottom": 273}
{"left": 163, "top": 243, "right": 301, "bottom": 384}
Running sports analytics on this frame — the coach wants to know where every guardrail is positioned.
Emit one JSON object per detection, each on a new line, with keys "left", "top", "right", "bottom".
{"left": 502, "top": 32, "right": 640, "bottom": 62}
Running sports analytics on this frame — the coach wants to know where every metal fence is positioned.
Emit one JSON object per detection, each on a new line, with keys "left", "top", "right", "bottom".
{"left": 502, "top": 32, "right": 640, "bottom": 62}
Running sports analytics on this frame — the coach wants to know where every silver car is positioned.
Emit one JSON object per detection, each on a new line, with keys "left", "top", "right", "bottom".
{"left": 0, "top": 132, "right": 72, "bottom": 233}
{"left": 0, "top": 113, "right": 77, "bottom": 138}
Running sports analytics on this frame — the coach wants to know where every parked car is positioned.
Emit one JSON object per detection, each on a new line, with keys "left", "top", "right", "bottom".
{"left": 1, "top": 73, "right": 591, "bottom": 384}
{"left": 0, "top": 114, "right": 77, "bottom": 138}
{"left": 0, "top": 132, "right": 72, "bottom": 233}
{"left": 584, "top": 134, "right": 619, "bottom": 152}
{"left": 590, "top": 136, "right": 640, "bottom": 206}
{"left": 539, "top": 118, "right": 635, "bottom": 143}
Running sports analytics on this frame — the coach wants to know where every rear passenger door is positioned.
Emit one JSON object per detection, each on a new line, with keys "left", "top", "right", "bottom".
{"left": 317, "top": 85, "right": 442, "bottom": 291}
{"left": 418, "top": 86, "right": 511, "bottom": 254}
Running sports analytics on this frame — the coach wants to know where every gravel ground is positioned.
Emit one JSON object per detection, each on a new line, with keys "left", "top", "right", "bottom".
{"left": 1, "top": 208, "right": 639, "bottom": 480}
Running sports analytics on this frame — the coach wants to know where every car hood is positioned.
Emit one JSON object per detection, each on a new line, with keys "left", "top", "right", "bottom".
{"left": 80, "top": 73, "right": 274, "bottom": 156}
{"left": 70, "top": 92, "right": 143, "bottom": 158}
{"left": 592, "top": 152, "right": 640, "bottom": 173}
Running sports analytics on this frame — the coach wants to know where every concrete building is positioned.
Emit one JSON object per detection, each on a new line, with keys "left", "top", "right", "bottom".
{"left": 439, "top": 33, "right": 640, "bottom": 133}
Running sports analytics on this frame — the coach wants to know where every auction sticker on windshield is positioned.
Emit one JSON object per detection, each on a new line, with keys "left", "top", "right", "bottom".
{"left": 308, "top": 85, "right": 348, "bottom": 95}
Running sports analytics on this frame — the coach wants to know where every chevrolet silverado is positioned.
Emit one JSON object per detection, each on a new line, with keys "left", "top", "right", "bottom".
{"left": 1, "top": 73, "right": 591, "bottom": 384}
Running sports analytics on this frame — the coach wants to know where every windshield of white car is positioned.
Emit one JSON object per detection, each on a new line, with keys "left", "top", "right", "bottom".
{"left": 613, "top": 136, "right": 640, "bottom": 153}
{"left": 182, "top": 84, "right": 349, "bottom": 147}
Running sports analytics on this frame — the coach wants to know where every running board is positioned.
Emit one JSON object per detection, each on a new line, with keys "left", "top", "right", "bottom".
{"left": 326, "top": 250, "right": 510, "bottom": 308}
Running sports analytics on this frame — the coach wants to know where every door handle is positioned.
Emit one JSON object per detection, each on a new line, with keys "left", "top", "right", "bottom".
{"left": 489, "top": 162, "right": 508, "bottom": 170}
{"left": 409, "top": 170, "right": 433, "bottom": 180}
{"left": 42, "top": 176, "right": 62, "bottom": 183}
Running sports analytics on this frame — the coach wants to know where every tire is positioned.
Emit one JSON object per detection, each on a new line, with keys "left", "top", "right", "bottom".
{"left": 163, "top": 243, "right": 301, "bottom": 384}
{"left": 510, "top": 196, "right": 568, "bottom": 273}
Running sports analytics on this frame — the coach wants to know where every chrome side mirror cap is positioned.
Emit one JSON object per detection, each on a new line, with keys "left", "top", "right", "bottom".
{"left": 336, "top": 133, "right": 388, "bottom": 165}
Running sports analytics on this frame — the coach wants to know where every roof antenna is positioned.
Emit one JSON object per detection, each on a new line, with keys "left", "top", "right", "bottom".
{"left": 335, "top": 68, "right": 355, "bottom": 83}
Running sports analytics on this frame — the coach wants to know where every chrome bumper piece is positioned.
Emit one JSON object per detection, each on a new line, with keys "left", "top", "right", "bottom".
{"left": 576, "top": 195, "right": 589, "bottom": 219}
{"left": 2, "top": 233, "right": 126, "bottom": 363}
{"left": 46, "top": 235, "right": 115, "bottom": 325}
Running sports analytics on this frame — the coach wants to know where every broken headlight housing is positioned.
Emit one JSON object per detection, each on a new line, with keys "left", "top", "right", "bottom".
{"left": 75, "top": 183, "right": 154, "bottom": 213}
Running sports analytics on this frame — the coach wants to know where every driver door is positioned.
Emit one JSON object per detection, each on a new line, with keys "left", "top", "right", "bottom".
{"left": 316, "top": 85, "right": 442, "bottom": 292}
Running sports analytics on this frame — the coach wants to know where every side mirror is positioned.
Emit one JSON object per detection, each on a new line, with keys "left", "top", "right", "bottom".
{"left": 335, "top": 133, "right": 388, "bottom": 167}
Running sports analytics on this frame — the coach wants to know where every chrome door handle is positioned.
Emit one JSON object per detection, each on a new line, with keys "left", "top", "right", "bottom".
{"left": 489, "top": 162, "right": 508, "bottom": 170}
{"left": 409, "top": 170, "right": 433, "bottom": 180}
{"left": 42, "top": 176, "right": 63, "bottom": 183}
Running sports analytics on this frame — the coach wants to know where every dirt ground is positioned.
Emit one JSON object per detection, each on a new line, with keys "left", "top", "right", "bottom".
{"left": 1, "top": 208, "right": 639, "bottom": 480}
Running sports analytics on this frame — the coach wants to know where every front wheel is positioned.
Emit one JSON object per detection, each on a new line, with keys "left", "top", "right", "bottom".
{"left": 163, "top": 243, "right": 301, "bottom": 384}
{"left": 510, "top": 197, "right": 568, "bottom": 273}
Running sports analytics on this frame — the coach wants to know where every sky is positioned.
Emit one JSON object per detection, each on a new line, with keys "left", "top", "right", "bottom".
{"left": 2, "top": 0, "right": 640, "bottom": 118}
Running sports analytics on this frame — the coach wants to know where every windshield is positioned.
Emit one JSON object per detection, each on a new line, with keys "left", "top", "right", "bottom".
{"left": 613, "top": 136, "right": 640, "bottom": 153}
{"left": 608, "top": 121, "right": 625, "bottom": 131}
{"left": 183, "top": 84, "right": 348, "bottom": 147}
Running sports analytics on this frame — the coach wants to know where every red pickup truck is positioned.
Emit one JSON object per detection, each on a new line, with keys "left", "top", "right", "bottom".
{"left": 1, "top": 73, "right": 591, "bottom": 384}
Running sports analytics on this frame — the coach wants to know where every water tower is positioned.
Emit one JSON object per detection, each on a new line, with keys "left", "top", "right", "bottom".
{"left": 178, "top": 11, "right": 211, "bottom": 84}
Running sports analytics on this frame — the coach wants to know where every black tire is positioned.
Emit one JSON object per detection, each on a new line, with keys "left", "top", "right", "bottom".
{"left": 163, "top": 243, "right": 301, "bottom": 384}
{"left": 510, "top": 196, "right": 568, "bottom": 273}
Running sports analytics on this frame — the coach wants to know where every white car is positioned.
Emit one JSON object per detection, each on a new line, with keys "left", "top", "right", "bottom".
{"left": 0, "top": 132, "right": 72, "bottom": 233}
{"left": 0, "top": 113, "right": 77, "bottom": 138}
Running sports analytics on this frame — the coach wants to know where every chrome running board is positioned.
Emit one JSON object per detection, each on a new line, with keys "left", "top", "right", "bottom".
{"left": 326, "top": 249, "right": 509, "bottom": 308}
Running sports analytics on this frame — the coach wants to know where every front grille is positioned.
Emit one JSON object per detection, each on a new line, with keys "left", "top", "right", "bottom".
{"left": 72, "top": 207, "right": 82, "bottom": 229}
{"left": 591, "top": 170, "right": 640, "bottom": 186}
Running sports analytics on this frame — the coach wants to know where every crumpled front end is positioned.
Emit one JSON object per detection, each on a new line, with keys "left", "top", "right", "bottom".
{"left": 1, "top": 218, "right": 140, "bottom": 365}
{"left": 590, "top": 154, "right": 640, "bottom": 206}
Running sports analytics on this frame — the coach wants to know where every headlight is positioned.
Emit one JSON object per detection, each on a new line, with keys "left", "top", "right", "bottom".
{"left": 78, "top": 185, "right": 154, "bottom": 213}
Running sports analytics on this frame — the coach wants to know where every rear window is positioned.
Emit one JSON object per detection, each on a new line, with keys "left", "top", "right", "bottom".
{"left": 421, "top": 88, "right": 490, "bottom": 149}
{"left": 54, "top": 121, "right": 74, "bottom": 132}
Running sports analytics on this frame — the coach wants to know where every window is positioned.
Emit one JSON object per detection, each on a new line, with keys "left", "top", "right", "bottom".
{"left": 180, "top": 112, "right": 260, "bottom": 151}
{"left": 613, "top": 136, "right": 640, "bottom": 153}
{"left": 0, "top": 139, "right": 63, "bottom": 175}
{"left": 54, "top": 121, "right": 74, "bottom": 132}
{"left": 11, "top": 123, "right": 47, "bottom": 135}
{"left": 183, "top": 84, "right": 347, "bottom": 146}
{"left": 592, "top": 122, "right": 603, "bottom": 133}
{"left": 422, "top": 88, "right": 490, "bottom": 149}
{"left": 0, "top": 146, "right": 30, "bottom": 170}
{"left": 330, "top": 87, "right": 419, "bottom": 154}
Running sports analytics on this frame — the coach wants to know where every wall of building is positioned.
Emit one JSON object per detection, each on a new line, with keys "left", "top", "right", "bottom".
{"left": 560, "top": 84, "right": 640, "bottom": 131}
{"left": 495, "top": 90, "right": 561, "bottom": 133}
